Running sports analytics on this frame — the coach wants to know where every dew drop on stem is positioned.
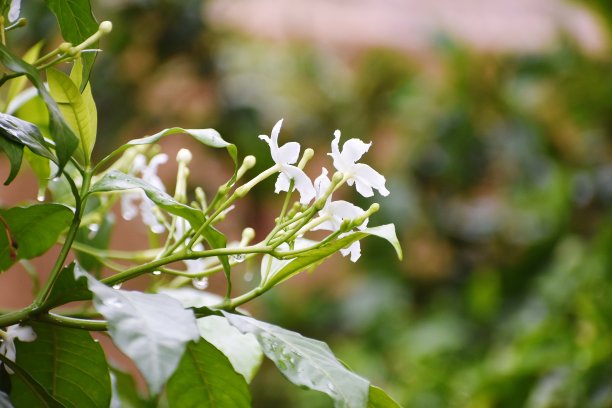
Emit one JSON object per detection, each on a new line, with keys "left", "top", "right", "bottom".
{"left": 192, "top": 277, "right": 208, "bottom": 290}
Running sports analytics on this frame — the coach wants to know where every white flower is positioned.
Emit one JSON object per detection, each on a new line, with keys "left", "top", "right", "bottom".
{"left": 0, "top": 324, "right": 36, "bottom": 373}
{"left": 329, "top": 130, "right": 389, "bottom": 198}
{"left": 8, "top": 0, "right": 21, "bottom": 23}
{"left": 312, "top": 168, "right": 368, "bottom": 262}
{"left": 259, "top": 119, "right": 315, "bottom": 204}
{"left": 121, "top": 153, "right": 168, "bottom": 234}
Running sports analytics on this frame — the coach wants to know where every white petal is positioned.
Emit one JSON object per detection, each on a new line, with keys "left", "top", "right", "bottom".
{"left": 8, "top": 325, "right": 36, "bottom": 342}
{"left": 120, "top": 191, "right": 141, "bottom": 220}
{"left": 327, "top": 200, "right": 365, "bottom": 220}
{"left": 353, "top": 163, "right": 389, "bottom": 197}
{"left": 270, "top": 119, "right": 284, "bottom": 147}
{"left": 140, "top": 200, "right": 165, "bottom": 233}
{"left": 276, "top": 141, "right": 300, "bottom": 165}
{"left": 311, "top": 218, "right": 338, "bottom": 231}
{"left": 354, "top": 178, "right": 374, "bottom": 197}
{"left": 340, "top": 138, "right": 371, "bottom": 165}
{"left": 314, "top": 168, "right": 331, "bottom": 199}
{"left": 329, "top": 130, "right": 344, "bottom": 171}
{"left": 1, "top": 341, "right": 16, "bottom": 363}
{"left": 274, "top": 172, "right": 291, "bottom": 193}
{"left": 283, "top": 165, "right": 315, "bottom": 204}
{"left": 8, "top": 0, "right": 21, "bottom": 22}
{"left": 340, "top": 241, "right": 361, "bottom": 262}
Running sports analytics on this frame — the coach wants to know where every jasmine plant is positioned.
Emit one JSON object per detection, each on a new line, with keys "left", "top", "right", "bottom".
{"left": 0, "top": 1, "right": 402, "bottom": 407}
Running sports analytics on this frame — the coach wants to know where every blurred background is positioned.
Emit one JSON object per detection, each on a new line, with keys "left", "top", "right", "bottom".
{"left": 3, "top": 0, "right": 612, "bottom": 406}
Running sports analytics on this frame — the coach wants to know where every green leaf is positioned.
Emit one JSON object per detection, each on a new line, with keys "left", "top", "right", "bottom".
{"left": 110, "top": 367, "right": 153, "bottom": 408}
{"left": 262, "top": 224, "right": 402, "bottom": 288}
{"left": 0, "top": 354, "right": 64, "bottom": 408}
{"left": 44, "top": 263, "right": 92, "bottom": 309}
{"left": 44, "top": 0, "right": 98, "bottom": 90}
{"left": 79, "top": 270, "right": 200, "bottom": 395}
{"left": 90, "top": 171, "right": 231, "bottom": 278}
{"left": 166, "top": 339, "right": 251, "bottom": 408}
{"left": 5, "top": 42, "right": 43, "bottom": 110}
{"left": 0, "top": 136, "right": 23, "bottom": 185}
{"left": 47, "top": 67, "right": 96, "bottom": 164}
{"left": 197, "top": 316, "right": 263, "bottom": 383}
{"left": 368, "top": 386, "right": 402, "bottom": 408}
{"left": 0, "top": 44, "right": 78, "bottom": 172}
{"left": 10, "top": 323, "right": 111, "bottom": 408}
{"left": 0, "top": 113, "right": 55, "bottom": 162}
{"left": 0, "top": 204, "right": 73, "bottom": 271}
{"left": 126, "top": 127, "right": 237, "bottom": 168}
{"left": 224, "top": 313, "right": 370, "bottom": 408}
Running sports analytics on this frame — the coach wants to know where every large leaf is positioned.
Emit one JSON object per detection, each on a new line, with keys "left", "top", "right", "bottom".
{"left": 47, "top": 67, "right": 96, "bottom": 164}
{"left": 90, "top": 171, "right": 231, "bottom": 279}
{"left": 197, "top": 316, "right": 263, "bottom": 383}
{"left": 262, "top": 224, "right": 402, "bottom": 288}
{"left": 0, "top": 113, "right": 55, "bottom": 162}
{"left": 0, "top": 354, "right": 63, "bottom": 408}
{"left": 44, "top": 0, "right": 98, "bottom": 89}
{"left": 166, "top": 339, "right": 251, "bottom": 408}
{"left": 110, "top": 367, "right": 152, "bottom": 408}
{"left": 224, "top": 313, "right": 370, "bottom": 408}
{"left": 367, "top": 386, "right": 402, "bottom": 408}
{"left": 23, "top": 147, "right": 51, "bottom": 199}
{"left": 44, "top": 263, "right": 92, "bottom": 309}
{"left": 0, "top": 204, "right": 73, "bottom": 271}
{"left": 5, "top": 42, "right": 43, "bottom": 110}
{"left": 0, "top": 44, "right": 78, "bottom": 171}
{"left": 79, "top": 270, "right": 200, "bottom": 395}
{"left": 0, "top": 136, "right": 23, "bottom": 185}
{"left": 10, "top": 323, "right": 111, "bottom": 408}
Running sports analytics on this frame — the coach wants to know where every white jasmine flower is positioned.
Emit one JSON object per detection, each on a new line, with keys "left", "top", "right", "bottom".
{"left": 8, "top": 0, "right": 21, "bottom": 23}
{"left": 312, "top": 168, "right": 367, "bottom": 262}
{"left": 259, "top": 119, "right": 315, "bottom": 204}
{"left": 0, "top": 324, "right": 36, "bottom": 373}
{"left": 121, "top": 153, "right": 168, "bottom": 233}
{"left": 329, "top": 130, "right": 389, "bottom": 198}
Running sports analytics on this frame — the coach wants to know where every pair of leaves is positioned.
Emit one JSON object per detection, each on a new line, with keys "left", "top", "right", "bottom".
{"left": 0, "top": 204, "right": 73, "bottom": 271}
{"left": 0, "top": 44, "right": 78, "bottom": 174}
{"left": 261, "top": 224, "right": 402, "bottom": 288}
{"left": 10, "top": 322, "right": 110, "bottom": 407}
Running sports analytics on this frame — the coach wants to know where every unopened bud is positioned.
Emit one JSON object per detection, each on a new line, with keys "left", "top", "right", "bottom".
{"left": 243, "top": 155, "right": 256, "bottom": 169}
{"left": 15, "top": 18, "right": 27, "bottom": 27}
{"left": 332, "top": 171, "right": 344, "bottom": 184}
{"left": 298, "top": 148, "right": 314, "bottom": 169}
{"left": 99, "top": 21, "right": 113, "bottom": 34}
{"left": 176, "top": 148, "right": 192, "bottom": 164}
{"left": 241, "top": 227, "right": 256, "bottom": 245}
{"left": 58, "top": 42, "right": 72, "bottom": 54}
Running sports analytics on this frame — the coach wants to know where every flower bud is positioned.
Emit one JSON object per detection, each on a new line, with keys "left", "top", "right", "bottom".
{"left": 58, "top": 42, "right": 72, "bottom": 54}
{"left": 99, "top": 21, "right": 113, "bottom": 34}
{"left": 176, "top": 148, "right": 192, "bottom": 164}
{"left": 297, "top": 148, "right": 315, "bottom": 169}
{"left": 241, "top": 227, "right": 256, "bottom": 245}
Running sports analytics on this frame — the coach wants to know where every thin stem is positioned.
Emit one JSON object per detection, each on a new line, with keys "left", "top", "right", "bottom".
{"left": 37, "top": 313, "right": 107, "bottom": 331}
{"left": 68, "top": 240, "right": 161, "bottom": 261}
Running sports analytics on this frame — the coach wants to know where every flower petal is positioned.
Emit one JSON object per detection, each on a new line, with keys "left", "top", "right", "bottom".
{"left": 270, "top": 119, "right": 284, "bottom": 147}
{"left": 283, "top": 165, "right": 315, "bottom": 204}
{"left": 327, "top": 200, "right": 365, "bottom": 221}
{"left": 9, "top": 325, "right": 36, "bottom": 342}
{"left": 8, "top": 0, "right": 21, "bottom": 22}
{"left": 353, "top": 163, "right": 390, "bottom": 197}
{"left": 314, "top": 168, "right": 331, "bottom": 199}
{"left": 274, "top": 172, "right": 291, "bottom": 194}
{"left": 120, "top": 191, "right": 142, "bottom": 220}
{"left": 276, "top": 141, "right": 301, "bottom": 165}
{"left": 340, "top": 240, "right": 361, "bottom": 262}
{"left": 340, "top": 138, "right": 371, "bottom": 165}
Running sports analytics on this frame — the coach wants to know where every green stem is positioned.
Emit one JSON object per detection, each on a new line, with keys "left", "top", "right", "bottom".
{"left": 216, "top": 286, "right": 267, "bottom": 310}
{"left": 37, "top": 313, "right": 107, "bottom": 331}
{"left": 68, "top": 240, "right": 161, "bottom": 261}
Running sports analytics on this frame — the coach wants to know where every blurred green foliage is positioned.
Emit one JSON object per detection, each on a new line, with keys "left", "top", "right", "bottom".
{"left": 14, "top": 1, "right": 612, "bottom": 406}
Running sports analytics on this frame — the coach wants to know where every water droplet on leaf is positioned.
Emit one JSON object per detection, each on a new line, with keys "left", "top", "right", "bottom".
{"left": 231, "top": 254, "right": 246, "bottom": 263}
{"left": 192, "top": 277, "right": 208, "bottom": 290}
{"left": 152, "top": 270, "right": 161, "bottom": 276}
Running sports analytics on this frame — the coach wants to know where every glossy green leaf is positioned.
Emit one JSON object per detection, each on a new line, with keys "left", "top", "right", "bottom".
{"left": 0, "top": 204, "right": 73, "bottom": 271}
{"left": 0, "top": 354, "right": 63, "bottom": 408}
{"left": 44, "top": 263, "right": 92, "bottom": 309}
{"left": 79, "top": 270, "right": 200, "bottom": 395}
{"left": 5, "top": 42, "right": 43, "bottom": 110}
{"left": 47, "top": 67, "right": 96, "bottom": 164}
{"left": 224, "top": 313, "right": 370, "bottom": 408}
{"left": 70, "top": 58, "right": 97, "bottom": 149}
{"left": 0, "top": 113, "right": 55, "bottom": 162}
{"left": 197, "top": 316, "right": 263, "bottom": 383}
{"left": 262, "top": 224, "right": 402, "bottom": 288}
{"left": 0, "top": 44, "right": 78, "bottom": 171}
{"left": 110, "top": 367, "right": 152, "bottom": 408}
{"left": 166, "top": 339, "right": 251, "bottom": 408}
{"left": 127, "top": 127, "right": 237, "bottom": 168}
{"left": 367, "top": 386, "right": 402, "bottom": 408}
{"left": 44, "top": 0, "right": 98, "bottom": 90}
{"left": 0, "top": 136, "right": 23, "bottom": 185}
{"left": 10, "top": 323, "right": 111, "bottom": 408}
{"left": 90, "top": 171, "right": 231, "bottom": 278}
